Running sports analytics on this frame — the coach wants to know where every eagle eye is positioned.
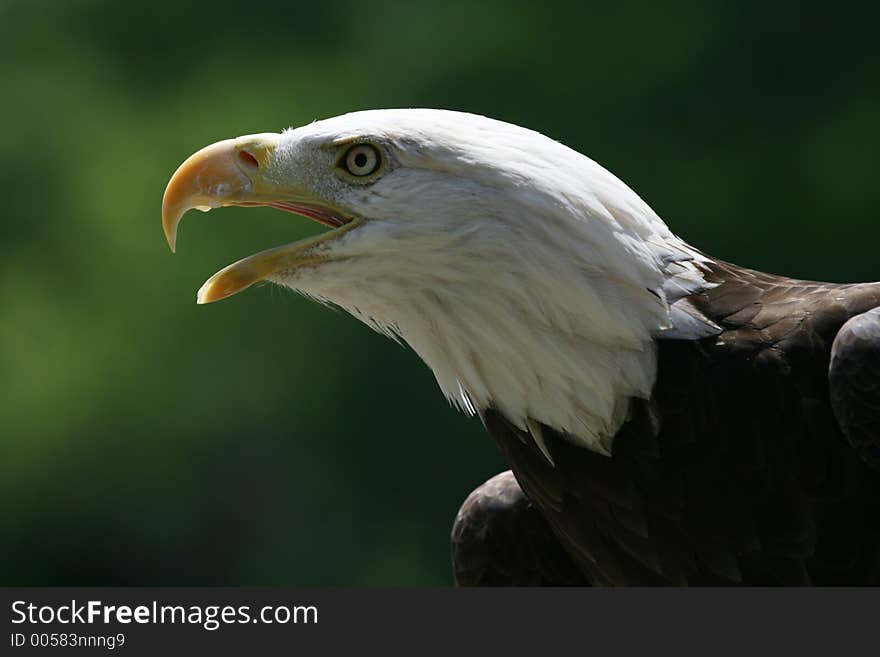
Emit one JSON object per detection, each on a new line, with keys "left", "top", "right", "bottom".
{"left": 342, "top": 144, "right": 381, "bottom": 177}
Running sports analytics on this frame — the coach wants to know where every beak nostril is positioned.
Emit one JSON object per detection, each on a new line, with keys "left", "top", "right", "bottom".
{"left": 238, "top": 150, "right": 259, "bottom": 169}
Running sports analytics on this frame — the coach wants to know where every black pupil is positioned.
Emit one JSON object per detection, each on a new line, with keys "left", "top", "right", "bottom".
{"left": 353, "top": 151, "right": 369, "bottom": 169}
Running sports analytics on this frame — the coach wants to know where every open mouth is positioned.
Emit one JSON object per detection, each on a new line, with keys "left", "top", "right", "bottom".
{"left": 189, "top": 204, "right": 361, "bottom": 306}
{"left": 161, "top": 133, "right": 362, "bottom": 305}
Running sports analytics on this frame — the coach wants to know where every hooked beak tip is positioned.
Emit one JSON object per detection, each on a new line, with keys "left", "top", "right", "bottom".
{"left": 162, "top": 208, "right": 180, "bottom": 253}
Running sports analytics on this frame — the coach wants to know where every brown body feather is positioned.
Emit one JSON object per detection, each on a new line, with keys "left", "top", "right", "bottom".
{"left": 454, "top": 261, "right": 880, "bottom": 585}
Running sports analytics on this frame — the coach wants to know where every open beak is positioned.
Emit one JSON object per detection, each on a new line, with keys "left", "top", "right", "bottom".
{"left": 162, "top": 133, "right": 361, "bottom": 304}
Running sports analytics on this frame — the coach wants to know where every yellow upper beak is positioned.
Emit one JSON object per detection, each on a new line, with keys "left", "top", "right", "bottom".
{"left": 162, "top": 133, "right": 280, "bottom": 253}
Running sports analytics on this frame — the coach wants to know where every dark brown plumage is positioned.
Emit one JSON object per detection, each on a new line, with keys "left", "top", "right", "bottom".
{"left": 452, "top": 471, "right": 589, "bottom": 585}
{"left": 452, "top": 261, "right": 880, "bottom": 585}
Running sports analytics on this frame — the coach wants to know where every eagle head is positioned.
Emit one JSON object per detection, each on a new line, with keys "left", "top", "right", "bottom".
{"left": 163, "top": 109, "right": 715, "bottom": 455}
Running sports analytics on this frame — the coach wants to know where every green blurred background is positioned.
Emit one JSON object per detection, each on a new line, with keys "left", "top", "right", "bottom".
{"left": 2, "top": 0, "right": 879, "bottom": 585}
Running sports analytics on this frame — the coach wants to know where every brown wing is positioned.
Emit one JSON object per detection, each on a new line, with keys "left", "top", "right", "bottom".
{"left": 480, "top": 260, "right": 880, "bottom": 585}
{"left": 450, "top": 471, "right": 589, "bottom": 585}
{"left": 830, "top": 307, "right": 880, "bottom": 470}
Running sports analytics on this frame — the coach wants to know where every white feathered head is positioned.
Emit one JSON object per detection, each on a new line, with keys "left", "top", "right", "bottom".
{"left": 163, "top": 109, "right": 715, "bottom": 455}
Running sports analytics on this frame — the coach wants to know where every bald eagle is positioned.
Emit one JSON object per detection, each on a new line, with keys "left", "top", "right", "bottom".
{"left": 163, "top": 110, "right": 880, "bottom": 585}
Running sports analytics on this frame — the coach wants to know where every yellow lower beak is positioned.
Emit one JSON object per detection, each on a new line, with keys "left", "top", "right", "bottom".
{"left": 196, "top": 216, "right": 363, "bottom": 304}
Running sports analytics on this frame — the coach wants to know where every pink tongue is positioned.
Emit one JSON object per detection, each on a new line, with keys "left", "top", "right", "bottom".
{"left": 267, "top": 202, "right": 346, "bottom": 228}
